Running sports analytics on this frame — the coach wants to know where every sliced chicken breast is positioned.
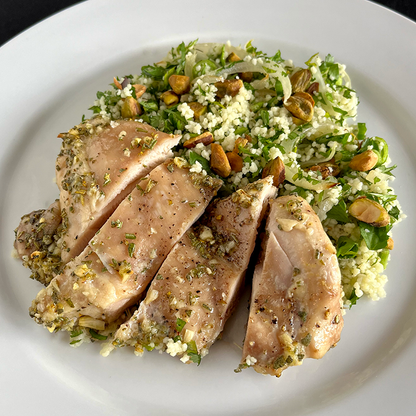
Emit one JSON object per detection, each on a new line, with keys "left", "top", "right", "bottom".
{"left": 241, "top": 195, "right": 344, "bottom": 377}
{"left": 57, "top": 117, "right": 180, "bottom": 263}
{"left": 14, "top": 200, "right": 63, "bottom": 285}
{"left": 112, "top": 177, "right": 276, "bottom": 362}
{"left": 30, "top": 159, "right": 222, "bottom": 332}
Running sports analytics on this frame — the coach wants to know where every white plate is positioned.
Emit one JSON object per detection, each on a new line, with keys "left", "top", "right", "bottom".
{"left": 1, "top": 0, "right": 416, "bottom": 414}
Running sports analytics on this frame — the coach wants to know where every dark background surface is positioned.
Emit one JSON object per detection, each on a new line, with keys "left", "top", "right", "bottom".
{"left": 0, "top": 0, "right": 415, "bottom": 47}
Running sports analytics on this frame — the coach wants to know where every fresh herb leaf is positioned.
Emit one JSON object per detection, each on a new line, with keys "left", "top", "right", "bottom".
{"left": 194, "top": 59, "right": 217, "bottom": 77}
{"left": 388, "top": 206, "right": 400, "bottom": 221}
{"left": 305, "top": 52, "right": 319, "bottom": 67}
{"left": 172, "top": 39, "right": 198, "bottom": 74}
{"left": 270, "top": 50, "right": 283, "bottom": 64}
{"left": 220, "top": 45, "right": 226, "bottom": 67}
{"left": 163, "top": 66, "right": 176, "bottom": 87}
{"left": 234, "top": 126, "right": 249, "bottom": 136}
{"left": 319, "top": 55, "right": 341, "bottom": 85}
{"left": 377, "top": 164, "right": 396, "bottom": 176}
{"left": 297, "top": 311, "right": 307, "bottom": 323}
{"left": 275, "top": 79, "right": 283, "bottom": 96}
{"left": 250, "top": 101, "right": 264, "bottom": 113}
{"left": 315, "top": 132, "right": 350, "bottom": 145}
{"left": 89, "top": 105, "right": 101, "bottom": 114}
{"left": 70, "top": 329, "right": 83, "bottom": 338}
{"left": 359, "top": 222, "right": 389, "bottom": 250}
{"left": 336, "top": 236, "right": 359, "bottom": 258}
{"left": 176, "top": 318, "right": 186, "bottom": 332}
{"left": 262, "top": 66, "right": 276, "bottom": 74}
{"left": 301, "top": 333, "right": 311, "bottom": 346}
{"left": 243, "top": 82, "right": 255, "bottom": 92}
{"left": 165, "top": 109, "right": 187, "bottom": 131}
{"left": 326, "top": 200, "right": 349, "bottom": 223}
{"left": 143, "top": 343, "right": 155, "bottom": 351}
{"left": 141, "top": 100, "right": 159, "bottom": 113}
{"left": 189, "top": 151, "right": 212, "bottom": 174}
{"left": 128, "top": 243, "right": 135, "bottom": 258}
{"left": 245, "top": 40, "right": 264, "bottom": 57}
{"left": 89, "top": 329, "right": 108, "bottom": 341}
{"left": 186, "top": 340, "right": 201, "bottom": 365}
{"left": 111, "top": 219, "right": 123, "bottom": 228}
{"left": 366, "top": 192, "right": 397, "bottom": 206}
{"left": 361, "top": 136, "right": 388, "bottom": 166}
{"left": 378, "top": 249, "right": 390, "bottom": 269}
{"left": 259, "top": 109, "right": 269, "bottom": 127}
{"left": 146, "top": 114, "right": 165, "bottom": 131}
{"left": 333, "top": 106, "right": 347, "bottom": 116}
{"left": 66, "top": 298, "right": 74, "bottom": 308}
{"left": 188, "top": 352, "right": 201, "bottom": 365}
{"left": 348, "top": 288, "right": 359, "bottom": 308}
{"left": 141, "top": 64, "right": 166, "bottom": 80}
{"left": 357, "top": 123, "right": 367, "bottom": 141}
{"left": 289, "top": 186, "right": 309, "bottom": 199}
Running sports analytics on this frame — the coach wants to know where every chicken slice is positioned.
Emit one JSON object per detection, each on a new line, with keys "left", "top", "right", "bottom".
{"left": 29, "top": 158, "right": 222, "bottom": 332}
{"left": 112, "top": 177, "right": 276, "bottom": 362}
{"left": 240, "top": 195, "right": 344, "bottom": 377}
{"left": 57, "top": 117, "right": 180, "bottom": 263}
{"left": 14, "top": 200, "right": 63, "bottom": 285}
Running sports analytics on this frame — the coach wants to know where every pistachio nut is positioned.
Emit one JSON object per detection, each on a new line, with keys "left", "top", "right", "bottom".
{"left": 349, "top": 197, "right": 390, "bottom": 227}
{"left": 290, "top": 69, "right": 312, "bottom": 93}
{"left": 210, "top": 143, "right": 231, "bottom": 177}
{"left": 183, "top": 132, "right": 214, "bottom": 149}
{"left": 262, "top": 157, "right": 285, "bottom": 187}
{"left": 349, "top": 149, "right": 378, "bottom": 172}
{"left": 169, "top": 75, "right": 190, "bottom": 95}
{"left": 284, "top": 92, "right": 314, "bottom": 122}
{"left": 226, "top": 152, "right": 243, "bottom": 172}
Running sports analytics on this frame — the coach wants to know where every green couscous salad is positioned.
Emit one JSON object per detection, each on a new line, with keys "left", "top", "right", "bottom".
{"left": 89, "top": 40, "right": 404, "bottom": 308}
